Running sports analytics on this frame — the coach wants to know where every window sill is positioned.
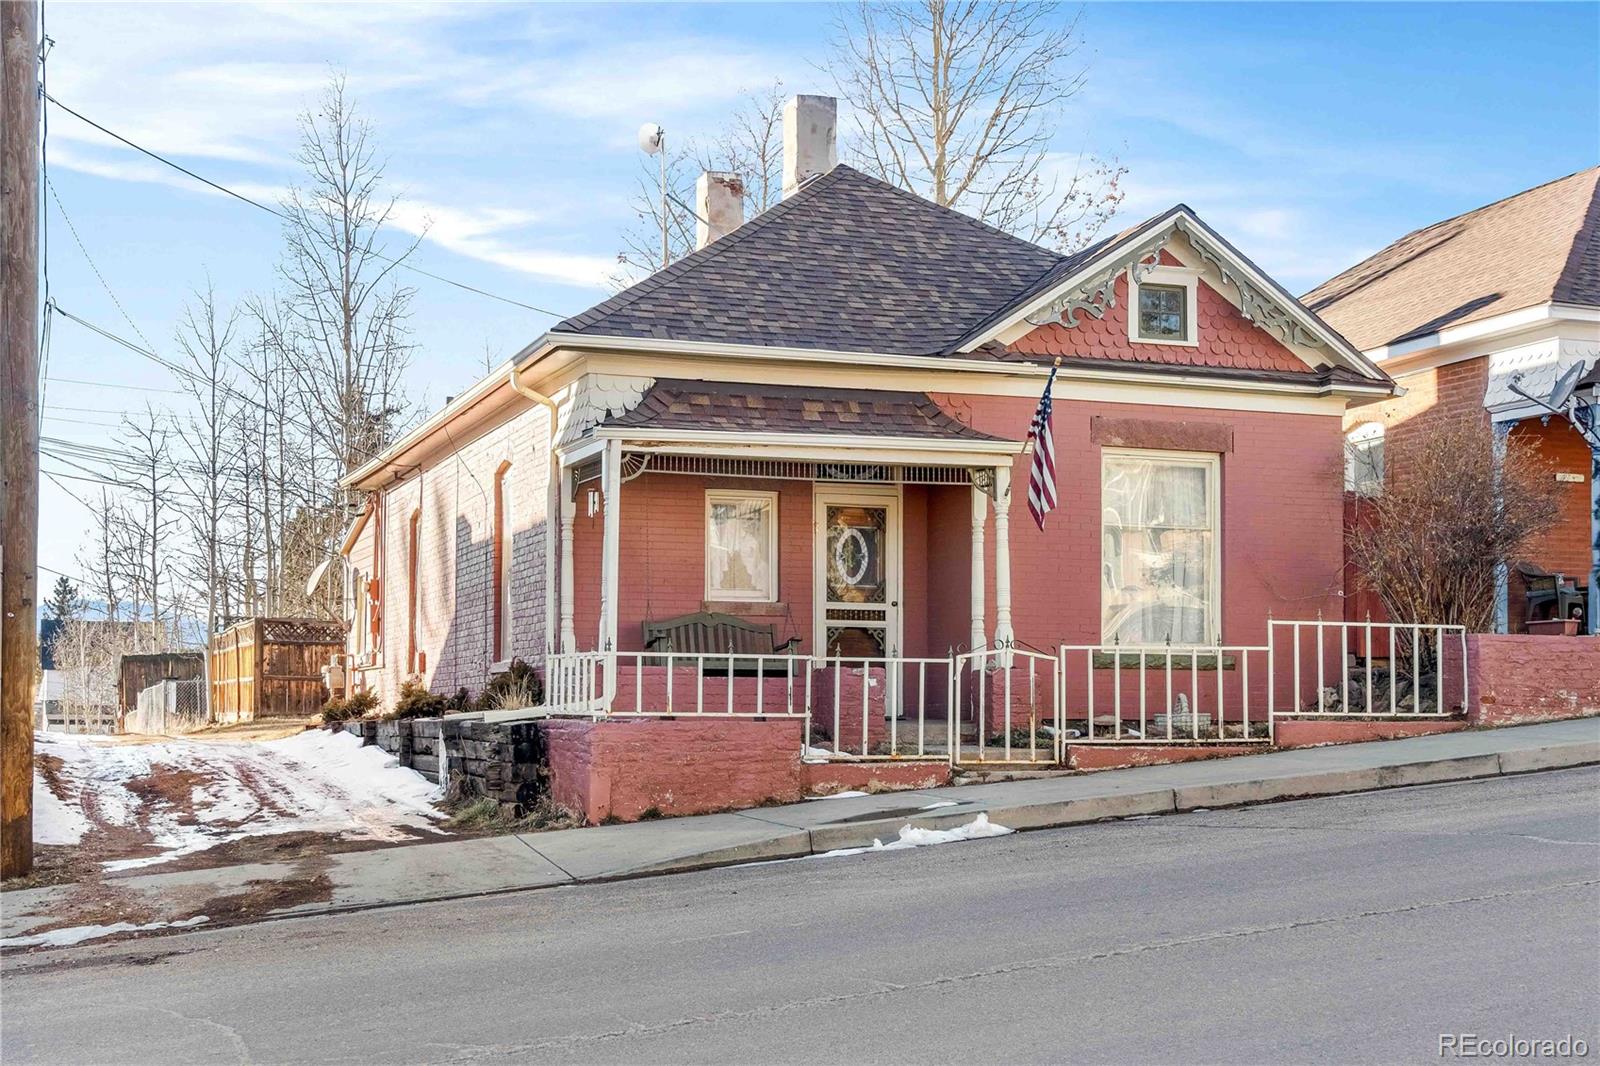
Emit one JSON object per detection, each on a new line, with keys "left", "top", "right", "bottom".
{"left": 489, "top": 659, "right": 514, "bottom": 674}
{"left": 1090, "top": 650, "right": 1235, "bottom": 670}
{"left": 702, "top": 600, "right": 787, "bottom": 616}
{"left": 1131, "top": 336, "right": 1200, "bottom": 348}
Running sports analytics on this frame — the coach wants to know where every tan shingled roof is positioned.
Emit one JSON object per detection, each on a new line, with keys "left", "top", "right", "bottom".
{"left": 1303, "top": 167, "right": 1600, "bottom": 351}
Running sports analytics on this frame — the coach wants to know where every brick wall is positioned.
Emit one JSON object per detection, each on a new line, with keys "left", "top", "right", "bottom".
{"left": 934, "top": 394, "right": 1347, "bottom": 649}
{"left": 1467, "top": 634, "right": 1600, "bottom": 725}
{"left": 369, "top": 404, "right": 553, "bottom": 708}
{"left": 539, "top": 717, "right": 806, "bottom": 822}
{"left": 1346, "top": 357, "right": 1595, "bottom": 632}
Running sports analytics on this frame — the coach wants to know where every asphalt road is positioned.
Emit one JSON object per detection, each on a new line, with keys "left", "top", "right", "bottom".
{"left": 4, "top": 768, "right": 1598, "bottom": 1065}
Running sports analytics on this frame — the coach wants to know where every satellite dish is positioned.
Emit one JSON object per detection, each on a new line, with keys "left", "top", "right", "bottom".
{"left": 637, "top": 122, "right": 665, "bottom": 155}
{"left": 1547, "top": 360, "right": 1586, "bottom": 411}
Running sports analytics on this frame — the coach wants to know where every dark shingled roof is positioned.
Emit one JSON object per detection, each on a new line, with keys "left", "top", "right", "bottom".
{"left": 557, "top": 166, "right": 1065, "bottom": 357}
{"left": 600, "top": 379, "right": 1017, "bottom": 442}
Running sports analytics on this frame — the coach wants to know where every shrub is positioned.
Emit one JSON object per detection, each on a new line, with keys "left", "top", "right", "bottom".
{"left": 320, "top": 688, "right": 378, "bottom": 725}
{"left": 388, "top": 678, "right": 448, "bottom": 720}
{"left": 477, "top": 658, "right": 544, "bottom": 711}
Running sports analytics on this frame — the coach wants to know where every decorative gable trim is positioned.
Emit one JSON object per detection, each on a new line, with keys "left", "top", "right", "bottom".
{"left": 962, "top": 208, "right": 1385, "bottom": 381}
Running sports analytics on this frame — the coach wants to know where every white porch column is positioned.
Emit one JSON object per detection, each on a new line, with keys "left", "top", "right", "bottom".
{"left": 969, "top": 477, "right": 987, "bottom": 669}
{"left": 598, "top": 439, "right": 623, "bottom": 654}
{"left": 558, "top": 462, "right": 577, "bottom": 652}
{"left": 992, "top": 464, "right": 1015, "bottom": 664}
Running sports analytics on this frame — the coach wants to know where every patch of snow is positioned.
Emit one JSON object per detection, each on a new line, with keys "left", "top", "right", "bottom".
{"left": 810, "top": 790, "right": 869, "bottom": 800}
{"left": 3, "top": 915, "right": 209, "bottom": 949}
{"left": 802, "top": 745, "right": 860, "bottom": 763}
{"left": 818, "top": 813, "right": 1013, "bottom": 858}
{"left": 32, "top": 774, "right": 91, "bottom": 845}
{"left": 918, "top": 800, "right": 959, "bottom": 810}
{"left": 32, "top": 728, "right": 444, "bottom": 871}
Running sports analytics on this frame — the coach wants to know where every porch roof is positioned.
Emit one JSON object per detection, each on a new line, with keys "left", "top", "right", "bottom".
{"left": 598, "top": 379, "right": 1019, "bottom": 444}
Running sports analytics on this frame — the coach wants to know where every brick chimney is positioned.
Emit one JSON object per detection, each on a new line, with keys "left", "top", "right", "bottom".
{"left": 782, "top": 94, "right": 837, "bottom": 198}
{"left": 695, "top": 171, "right": 745, "bottom": 250}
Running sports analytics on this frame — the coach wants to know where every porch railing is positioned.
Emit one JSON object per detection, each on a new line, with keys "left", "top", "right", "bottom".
{"left": 1060, "top": 643, "right": 1271, "bottom": 744}
{"left": 543, "top": 617, "right": 1474, "bottom": 762}
{"left": 1267, "top": 619, "right": 1469, "bottom": 723}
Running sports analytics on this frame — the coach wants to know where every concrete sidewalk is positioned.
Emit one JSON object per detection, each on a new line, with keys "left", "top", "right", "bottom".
{"left": 5, "top": 718, "right": 1596, "bottom": 947}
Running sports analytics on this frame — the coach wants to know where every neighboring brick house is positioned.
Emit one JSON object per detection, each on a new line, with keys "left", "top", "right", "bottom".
{"left": 337, "top": 95, "right": 1394, "bottom": 729}
{"left": 1305, "top": 167, "right": 1600, "bottom": 634}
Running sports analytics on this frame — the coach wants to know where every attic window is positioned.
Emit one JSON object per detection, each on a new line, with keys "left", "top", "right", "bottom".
{"left": 1128, "top": 265, "right": 1201, "bottom": 346}
{"left": 1138, "top": 285, "right": 1186, "bottom": 340}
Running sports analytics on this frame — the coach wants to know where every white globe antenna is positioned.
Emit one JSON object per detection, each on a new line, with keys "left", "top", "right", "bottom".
{"left": 638, "top": 122, "right": 669, "bottom": 267}
{"left": 637, "top": 122, "right": 665, "bottom": 156}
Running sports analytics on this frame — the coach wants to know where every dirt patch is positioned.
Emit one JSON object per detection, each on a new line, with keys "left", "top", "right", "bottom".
{"left": 34, "top": 753, "right": 71, "bottom": 801}
{"left": 184, "top": 864, "right": 336, "bottom": 925}
{"left": 124, "top": 764, "right": 216, "bottom": 825}
{"left": 136, "top": 826, "right": 445, "bottom": 875}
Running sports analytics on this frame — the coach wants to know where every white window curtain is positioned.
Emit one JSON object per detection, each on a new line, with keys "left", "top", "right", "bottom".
{"left": 706, "top": 493, "right": 777, "bottom": 601}
{"left": 1101, "top": 452, "right": 1218, "bottom": 645}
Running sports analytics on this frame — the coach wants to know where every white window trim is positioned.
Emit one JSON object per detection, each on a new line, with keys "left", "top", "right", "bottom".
{"left": 1344, "top": 422, "right": 1385, "bottom": 497}
{"left": 1128, "top": 265, "right": 1202, "bottom": 347}
{"left": 1100, "top": 447, "right": 1222, "bottom": 646}
{"left": 705, "top": 490, "right": 779, "bottom": 603}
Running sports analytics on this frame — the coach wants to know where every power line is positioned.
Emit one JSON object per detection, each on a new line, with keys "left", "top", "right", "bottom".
{"left": 43, "top": 92, "right": 570, "bottom": 319}
{"left": 47, "top": 375, "right": 183, "bottom": 394}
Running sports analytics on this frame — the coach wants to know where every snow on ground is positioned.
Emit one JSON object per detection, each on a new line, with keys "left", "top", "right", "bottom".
{"left": 818, "top": 813, "right": 1013, "bottom": 858}
{"left": 2, "top": 916, "right": 209, "bottom": 949}
{"left": 32, "top": 729, "right": 444, "bottom": 871}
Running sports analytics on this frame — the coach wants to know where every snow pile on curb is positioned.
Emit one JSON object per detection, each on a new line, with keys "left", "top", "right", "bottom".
{"left": 820, "top": 812, "right": 1013, "bottom": 857}
{"left": 32, "top": 729, "right": 444, "bottom": 870}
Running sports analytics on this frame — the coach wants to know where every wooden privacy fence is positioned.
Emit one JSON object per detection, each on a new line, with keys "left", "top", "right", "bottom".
{"left": 209, "top": 617, "right": 344, "bottom": 722}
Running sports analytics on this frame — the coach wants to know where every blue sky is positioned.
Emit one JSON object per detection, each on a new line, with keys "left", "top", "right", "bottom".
{"left": 35, "top": 1, "right": 1600, "bottom": 583}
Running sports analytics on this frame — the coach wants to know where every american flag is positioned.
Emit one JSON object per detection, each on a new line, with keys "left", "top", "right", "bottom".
{"left": 1026, "top": 364, "right": 1059, "bottom": 530}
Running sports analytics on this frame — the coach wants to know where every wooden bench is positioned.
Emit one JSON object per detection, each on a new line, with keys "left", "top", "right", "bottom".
{"left": 641, "top": 612, "right": 800, "bottom": 674}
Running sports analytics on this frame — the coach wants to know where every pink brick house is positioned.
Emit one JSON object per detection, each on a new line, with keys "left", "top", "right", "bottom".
{"left": 338, "top": 95, "right": 1395, "bottom": 764}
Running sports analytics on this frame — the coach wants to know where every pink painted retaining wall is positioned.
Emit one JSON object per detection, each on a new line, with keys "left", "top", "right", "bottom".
{"left": 1273, "top": 718, "right": 1466, "bottom": 749}
{"left": 1467, "top": 635, "right": 1600, "bottom": 726}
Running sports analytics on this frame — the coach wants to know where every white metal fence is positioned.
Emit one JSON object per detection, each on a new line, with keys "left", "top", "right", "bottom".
{"left": 1266, "top": 619, "right": 1469, "bottom": 722}
{"left": 952, "top": 647, "right": 1063, "bottom": 764}
{"left": 1060, "top": 643, "right": 1271, "bottom": 744}
{"left": 544, "top": 617, "right": 1475, "bottom": 763}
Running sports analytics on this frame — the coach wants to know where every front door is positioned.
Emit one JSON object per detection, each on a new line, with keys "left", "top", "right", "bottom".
{"left": 814, "top": 489, "right": 901, "bottom": 660}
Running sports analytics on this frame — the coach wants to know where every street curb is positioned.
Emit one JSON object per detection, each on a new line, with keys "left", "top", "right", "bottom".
{"left": 1497, "top": 740, "right": 1600, "bottom": 775}
{"left": 791, "top": 743, "right": 1600, "bottom": 855}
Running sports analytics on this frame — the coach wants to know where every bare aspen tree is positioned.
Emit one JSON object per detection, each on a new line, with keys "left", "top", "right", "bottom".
{"left": 171, "top": 281, "right": 241, "bottom": 640}
{"left": 829, "top": 0, "right": 1125, "bottom": 251}
{"left": 76, "top": 487, "right": 123, "bottom": 623}
{"left": 117, "top": 407, "right": 177, "bottom": 651}
{"left": 272, "top": 74, "right": 419, "bottom": 486}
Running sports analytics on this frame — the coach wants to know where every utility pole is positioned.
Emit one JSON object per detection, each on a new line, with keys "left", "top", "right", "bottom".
{"left": 0, "top": 0, "right": 39, "bottom": 880}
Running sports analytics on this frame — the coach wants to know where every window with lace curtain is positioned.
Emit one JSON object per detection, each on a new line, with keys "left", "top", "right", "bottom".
{"left": 705, "top": 491, "right": 777, "bottom": 602}
{"left": 1101, "top": 450, "right": 1220, "bottom": 645}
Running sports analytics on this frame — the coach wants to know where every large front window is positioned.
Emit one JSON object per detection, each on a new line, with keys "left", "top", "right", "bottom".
{"left": 1101, "top": 450, "right": 1219, "bottom": 645}
{"left": 705, "top": 491, "right": 777, "bottom": 601}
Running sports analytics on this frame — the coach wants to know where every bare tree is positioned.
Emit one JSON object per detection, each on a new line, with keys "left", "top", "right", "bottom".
{"left": 117, "top": 407, "right": 179, "bottom": 651}
{"left": 271, "top": 74, "right": 419, "bottom": 483}
{"left": 829, "top": 0, "right": 1125, "bottom": 251}
{"left": 75, "top": 487, "right": 123, "bottom": 623}
{"left": 171, "top": 281, "right": 241, "bottom": 640}
{"left": 613, "top": 82, "right": 789, "bottom": 284}
{"left": 1346, "top": 417, "right": 1562, "bottom": 633}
